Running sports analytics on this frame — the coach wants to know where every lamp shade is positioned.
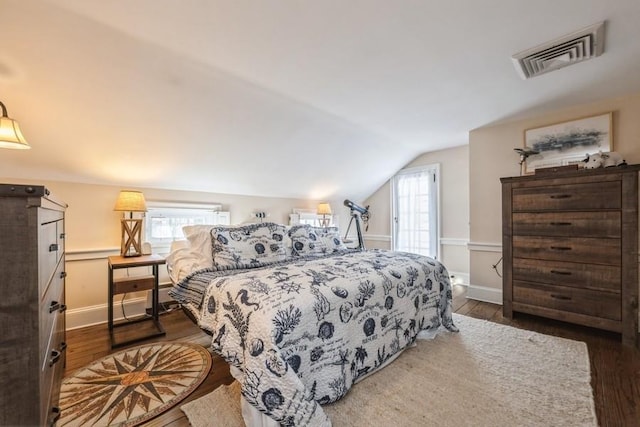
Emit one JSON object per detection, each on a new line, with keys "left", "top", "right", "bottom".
{"left": 317, "top": 203, "right": 332, "bottom": 215}
{"left": 114, "top": 190, "right": 147, "bottom": 212}
{"left": 0, "top": 101, "right": 30, "bottom": 149}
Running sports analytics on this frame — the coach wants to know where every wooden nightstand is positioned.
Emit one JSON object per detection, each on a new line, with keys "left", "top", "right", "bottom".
{"left": 108, "top": 254, "right": 167, "bottom": 348}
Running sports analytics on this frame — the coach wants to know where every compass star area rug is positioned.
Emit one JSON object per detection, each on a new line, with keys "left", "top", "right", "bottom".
{"left": 58, "top": 342, "right": 212, "bottom": 427}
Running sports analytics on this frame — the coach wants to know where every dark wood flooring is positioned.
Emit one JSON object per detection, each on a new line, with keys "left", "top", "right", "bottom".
{"left": 65, "top": 285, "right": 640, "bottom": 426}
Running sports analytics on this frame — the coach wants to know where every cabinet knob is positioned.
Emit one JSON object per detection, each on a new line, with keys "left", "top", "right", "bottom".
{"left": 550, "top": 294, "right": 572, "bottom": 301}
{"left": 50, "top": 407, "right": 61, "bottom": 425}
{"left": 60, "top": 271, "right": 67, "bottom": 279}
{"left": 59, "top": 232, "right": 66, "bottom": 239}
{"left": 49, "top": 301, "right": 60, "bottom": 313}
{"left": 550, "top": 269, "right": 572, "bottom": 275}
{"left": 49, "top": 349, "right": 62, "bottom": 366}
{"left": 550, "top": 246, "right": 572, "bottom": 251}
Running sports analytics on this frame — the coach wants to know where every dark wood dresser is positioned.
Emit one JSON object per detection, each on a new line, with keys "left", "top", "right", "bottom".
{"left": 501, "top": 166, "right": 639, "bottom": 347}
{"left": 0, "top": 184, "right": 68, "bottom": 425}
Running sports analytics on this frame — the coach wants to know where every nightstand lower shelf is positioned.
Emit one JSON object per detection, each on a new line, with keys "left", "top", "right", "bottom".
{"left": 110, "top": 315, "right": 166, "bottom": 348}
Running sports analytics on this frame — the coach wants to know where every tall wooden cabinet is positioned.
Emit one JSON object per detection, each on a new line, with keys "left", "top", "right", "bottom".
{"left": 501, "top": 166, "right": 639, "bottom": 347}
{"left": 0, "top": 184, "right": 68, "bottom": 425}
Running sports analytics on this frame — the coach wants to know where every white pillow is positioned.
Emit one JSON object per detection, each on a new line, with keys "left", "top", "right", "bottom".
{"left": 166, "top": 242, "right": 203, "bottom": 283}
{"left": 182, "top": 225, "right": 217, "bottom": 269}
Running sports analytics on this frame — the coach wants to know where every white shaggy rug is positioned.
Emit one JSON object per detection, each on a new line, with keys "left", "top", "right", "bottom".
{"left": 181, "top": 313, "right": 597, "bottom": 426}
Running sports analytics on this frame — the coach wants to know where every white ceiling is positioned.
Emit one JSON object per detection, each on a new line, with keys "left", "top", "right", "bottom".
{"left": 1, "top": 0, "right": 640, "bottom": 201}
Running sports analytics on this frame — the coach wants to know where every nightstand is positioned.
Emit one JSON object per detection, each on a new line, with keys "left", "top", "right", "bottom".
{"left": 108, "top": 254, "right": 167, "bottom": 348}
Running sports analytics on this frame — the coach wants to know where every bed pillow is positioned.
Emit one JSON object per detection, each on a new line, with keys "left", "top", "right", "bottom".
{"left": 211, "top": 222, "right": 287, "bottom": 270}
{"left": 314, "top": 226, "right": 348, "bottom": 252}
{"left": 182, "top": 224, "right": 217, "bottom": 269}
{"left": 289, "top": 224, "right": 347, "bottom": 256}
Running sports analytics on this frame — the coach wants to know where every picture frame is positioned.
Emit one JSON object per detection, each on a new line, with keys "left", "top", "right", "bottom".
{"left": 523, "top": 112, "right": 612, "bottom": 174}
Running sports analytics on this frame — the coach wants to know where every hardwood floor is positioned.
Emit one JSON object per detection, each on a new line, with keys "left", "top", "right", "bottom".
{"left": 65, "top": 285, "right": 640, "bottom": 426}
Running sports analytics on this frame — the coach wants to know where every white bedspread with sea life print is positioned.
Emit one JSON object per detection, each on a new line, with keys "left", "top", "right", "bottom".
{"left": 174, "top": 249, "right": 457, "bottom": 426}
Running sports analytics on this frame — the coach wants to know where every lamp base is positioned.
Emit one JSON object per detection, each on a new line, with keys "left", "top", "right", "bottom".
{"left": 120, "top": 218, "right": 143, "bottom": 257}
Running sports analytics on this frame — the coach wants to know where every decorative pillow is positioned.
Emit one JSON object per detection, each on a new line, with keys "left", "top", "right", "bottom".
{"left": 314, "top": 226, "right": 348, "bottom": 253}
{"left": 288, "top": 224, "right": 347, "bottom": 256}
{"left": 211, "top": 222, "right": 287, "bottom": 270}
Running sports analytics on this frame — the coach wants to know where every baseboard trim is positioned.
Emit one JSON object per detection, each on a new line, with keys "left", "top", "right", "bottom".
{"left": 466, "top": 284, "right": 502, "bottom": 305}
{"left": 448, "top": 271, "right": 470, "bottom": 286}
{"left": 66, "top": 296, "right": 148, "bottom": 330}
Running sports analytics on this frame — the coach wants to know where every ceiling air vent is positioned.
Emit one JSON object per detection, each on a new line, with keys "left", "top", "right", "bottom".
{"left": 512, "top": 21, "right": 605, "bottom": 79}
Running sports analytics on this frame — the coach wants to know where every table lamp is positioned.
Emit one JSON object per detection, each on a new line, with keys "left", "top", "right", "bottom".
{"left": 114, "top": 190, "right": 147, "bottom": 257}
{"left": 317, "top": 203, "right": 332, "bottom": 228}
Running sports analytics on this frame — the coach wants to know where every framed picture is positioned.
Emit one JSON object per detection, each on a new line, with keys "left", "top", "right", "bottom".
{"left": 523, "top": 112, "right": 612, "bottom": 174}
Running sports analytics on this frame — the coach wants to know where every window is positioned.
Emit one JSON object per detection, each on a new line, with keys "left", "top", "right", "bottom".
{"left": 144, "top": 202, "right": 230, "bottom": 253}
{"left": 391, "top": 164, "right": 439, "bottom": 258}
{"left": 289, "top": 209, "right": 336, "bottom": 227}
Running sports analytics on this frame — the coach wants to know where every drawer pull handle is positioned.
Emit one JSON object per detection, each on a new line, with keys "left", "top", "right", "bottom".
{"left": 60, "top": 271, "right": 67, "bottom": 279}
{"left": 549, "top": 222, "right": 572, "bottom": 226}
{"left": 550, "top": 194, "right": 571, "bottom": 199}
{"left": 50, "top": 407, "right": 61, "bottom": 425}
{"left": 550, "top": 294, "right": 572, "bottom": 301}
{"left": 59, "top": 303, "right": 67, "bottom": 313}
{"left": 49, "top": 301, "right": 60, "bottom": 313}
{"left": 59, "top": 232, "right": 65, "bottom": 239}
{"left": 550, "top": 270, "right": 572, "bottom": 275}
{"left": 49, "top": 243, "right": 59, "bottom": 252}
{"left": 550, "top": 246, "right": 572, "bottom": 251}
{"left": 60, "top": 341, "right": 68, "bottom": 352}
{"left": 49, "top": 349, "right": 62, "bottom": 366}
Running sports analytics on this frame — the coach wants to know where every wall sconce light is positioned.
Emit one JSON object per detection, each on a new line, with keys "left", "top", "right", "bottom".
{"left": 114, "top": 190, "right": 147, "bottom": 257}
{"left": 0, "top": 101, "right": 30, "bottom": 149}
{"left": 317, "top": 203, "right": 332, "bottom": 228}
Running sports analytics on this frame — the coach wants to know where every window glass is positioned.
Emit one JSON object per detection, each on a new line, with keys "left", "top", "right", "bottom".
{"left": 391, "top": 164, "right": 439, "bottom": 258}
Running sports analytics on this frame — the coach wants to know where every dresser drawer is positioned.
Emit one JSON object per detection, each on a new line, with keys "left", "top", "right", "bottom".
{"left": 113, "top": 275, "right": 155, "bottom": 295}
{"left": 513, "top": 258, "right": 620, "bottom": 292}
{"left": 512, "top": 211, "right": 620, "bottom": 238}
{"left": 40, "top": 315, "right": 66, "bottom": 427}
{"left": 39, "top": 260, "right": 66, "bottom": 356}
{"left": 38, "top": 221, "right": 59, "bottom": 296}
{"left": 513, "top": 236, "right": 620, "bottom": 265}
{"left": 513, "top": 280, "right": 621, "bottom": 321}
{"left": 512, "top": 181, "right": 620, "bottom": 211}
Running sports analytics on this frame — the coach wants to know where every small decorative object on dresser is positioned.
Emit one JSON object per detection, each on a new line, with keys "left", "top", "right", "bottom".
{"left": 501, "top": 165, "right": 639, "bottom": 347}
{"left": 0, "top": 184, "right": 67, "bottom": 425}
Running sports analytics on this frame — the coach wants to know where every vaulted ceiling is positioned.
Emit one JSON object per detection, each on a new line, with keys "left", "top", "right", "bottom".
{"left": 2, "top": 0, "right": 640, "bottom": 200}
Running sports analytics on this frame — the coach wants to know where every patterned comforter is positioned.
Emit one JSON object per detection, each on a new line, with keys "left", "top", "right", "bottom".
{"left": 170, "top": 249, "right": 457, "bottom": 426}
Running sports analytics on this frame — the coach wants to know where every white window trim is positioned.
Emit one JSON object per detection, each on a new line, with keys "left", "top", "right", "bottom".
{"left": 143, "top": 201, "right": 228, "bottom": 254}
{"left": 390, "top": 163, "right": 441, "bottom": 260}
{"left": 289, "top": 208, "right": 337, "bottom": 227}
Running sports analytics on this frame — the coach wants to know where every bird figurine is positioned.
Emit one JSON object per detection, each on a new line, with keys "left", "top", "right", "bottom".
{"left": 514, "top": 147, "right": 539, "bottom": 165}
{"left": 514, "top": 147, "right": 539, "bottom": 175}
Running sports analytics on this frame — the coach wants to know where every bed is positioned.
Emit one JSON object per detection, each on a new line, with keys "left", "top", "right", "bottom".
{"left": 168, "top": 222, "right": 458, "bottom": 427}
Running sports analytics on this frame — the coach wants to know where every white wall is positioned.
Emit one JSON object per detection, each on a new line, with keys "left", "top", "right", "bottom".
{"left": 468, "top": 91, "right": 640, "bottom": 304}
{"left": 362, "top": 145, "right": 470, "bottom": 282}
